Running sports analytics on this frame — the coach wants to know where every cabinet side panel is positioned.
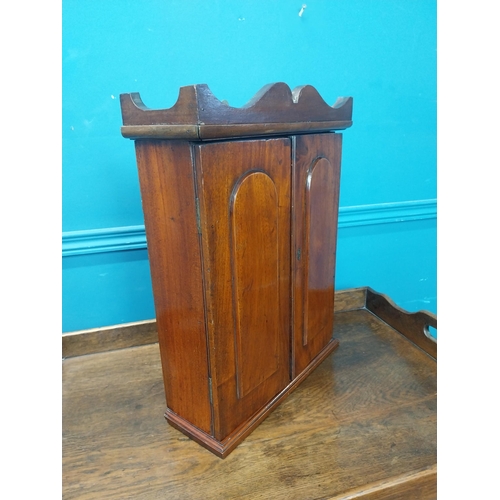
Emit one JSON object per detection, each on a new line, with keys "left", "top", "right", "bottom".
{"left": 135, "top": 140, "right": 212, "bottom": 435}
{"left": 293, "top": 133, "right": 342, "bottom": 376}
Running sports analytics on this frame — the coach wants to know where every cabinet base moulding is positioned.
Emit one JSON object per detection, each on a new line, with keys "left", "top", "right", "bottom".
{"left": 165, "top": 337, "right": 340, "bottom": 458}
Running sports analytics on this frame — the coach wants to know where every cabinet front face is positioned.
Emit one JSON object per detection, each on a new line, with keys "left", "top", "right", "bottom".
{"left": 292, "top": 133, "right": 342, "bottom": 376}
{"left": 194, "top": 138, "right": 292, "bottom": 441}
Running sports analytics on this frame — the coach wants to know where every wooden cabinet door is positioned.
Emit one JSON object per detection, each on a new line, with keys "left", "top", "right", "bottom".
{"left": 292, "top": 133, "right": 342, "bottom": 376}
{"left": 194, "top": 138, "right": 291, "bottom": 441}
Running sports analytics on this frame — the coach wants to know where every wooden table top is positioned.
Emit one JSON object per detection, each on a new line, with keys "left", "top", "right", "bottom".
{"left": 63, "top": 306, "right": 436, "bottom": 499}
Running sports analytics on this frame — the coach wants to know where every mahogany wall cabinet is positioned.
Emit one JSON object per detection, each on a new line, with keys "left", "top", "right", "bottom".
{"left": 120, "top": 83, "right": 353, "bottom": 457}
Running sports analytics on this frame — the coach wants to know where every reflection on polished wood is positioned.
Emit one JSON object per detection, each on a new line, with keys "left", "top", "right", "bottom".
{"left": 63, "top": 289, "right": 437, "bottom": 499}
{"left": 292, "top": 133, "right": 342, "bottom": 377}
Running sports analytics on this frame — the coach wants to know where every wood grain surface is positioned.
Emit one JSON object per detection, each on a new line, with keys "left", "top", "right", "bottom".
{"left": 63, "top": 308, "right": 436, "bottom": 499}
{"left": 120, "top": 83, "right": 353, "bottom": 141}
{"left": 365, "top": 287, "right": 437, "bottom": 360}
{"left": 135, "top": 140, "right": 212, "bottom": 434}
{"left": 292, "top": 133, "right": 342, "bottom": 376}
{"left": 62, "top": 319, "right": 157, "bottom": 358}
{"left": 194, "top": 138, "right": 291, "bottom": 441}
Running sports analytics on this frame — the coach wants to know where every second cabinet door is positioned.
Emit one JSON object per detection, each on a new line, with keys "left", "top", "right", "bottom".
{"left": 292, "top": 133, "right": 342, "bottom": 376}
{"left": 194, "top": 138, "right": 291, "bottom": 441}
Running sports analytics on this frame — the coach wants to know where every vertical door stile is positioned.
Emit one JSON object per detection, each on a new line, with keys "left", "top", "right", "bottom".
{"left": 191, "top": 143, "right": 217, "bottom": 438}
{"left": 290, "top": 136, "right": 297, "bottom": 382}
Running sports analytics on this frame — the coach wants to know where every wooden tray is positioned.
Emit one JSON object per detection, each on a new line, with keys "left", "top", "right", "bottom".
{"left": 62, "top": 287, "right": 437, "bottom": 499}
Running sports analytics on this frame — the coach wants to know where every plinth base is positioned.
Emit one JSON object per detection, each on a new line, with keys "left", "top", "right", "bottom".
{"left": 165, "top": 337, "right": 339, "bottom": 458}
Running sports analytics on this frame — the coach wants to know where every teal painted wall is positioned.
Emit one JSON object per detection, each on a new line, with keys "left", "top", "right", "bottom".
{"left": 62, "top": 0, "right": 436, "bottom": 333}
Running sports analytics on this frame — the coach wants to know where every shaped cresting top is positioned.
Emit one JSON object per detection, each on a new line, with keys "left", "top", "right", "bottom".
{"left": 120, "top": 82, "right": 353, "bottom": 141}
